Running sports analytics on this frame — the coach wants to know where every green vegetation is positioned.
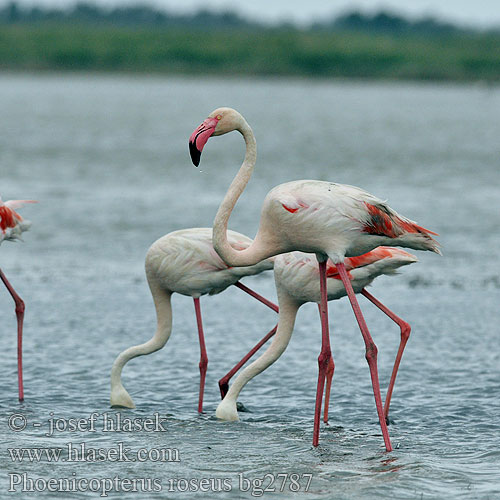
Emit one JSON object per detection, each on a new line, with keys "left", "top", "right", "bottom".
{"left": 1, "top": 2, "right": 499, "bottom": 81}
{"left": 1, "top": 24, "right": 499, "bottom": 81}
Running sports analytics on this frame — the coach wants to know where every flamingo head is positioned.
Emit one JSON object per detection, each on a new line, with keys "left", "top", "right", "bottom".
{"left": 189, "top": 107, "right": 243, "bottom": 166}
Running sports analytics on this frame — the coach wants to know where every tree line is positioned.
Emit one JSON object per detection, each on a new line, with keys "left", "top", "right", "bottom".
{"left": 0, "top": 1, "right": 494, "bottom": 34}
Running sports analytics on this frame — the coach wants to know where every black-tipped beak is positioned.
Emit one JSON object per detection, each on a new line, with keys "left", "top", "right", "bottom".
{"left": 188, "top": 117, "right": 218, "bottom": 168}
{"left": 189, "top": 140, "right": 201, "bottom": 167}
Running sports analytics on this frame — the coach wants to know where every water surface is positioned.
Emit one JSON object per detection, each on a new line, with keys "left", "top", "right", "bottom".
{"left": 0, "top": 75, "right": 499, "bottom": 499}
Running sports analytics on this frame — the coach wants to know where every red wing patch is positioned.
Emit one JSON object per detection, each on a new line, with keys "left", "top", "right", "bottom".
{"left": 362, "top": 203, "right": 397, "bottom": 237}
{"left": 396, "top": 218, "right": 439, "bottom": 236}
{"left": 363, "top": 203, "right": 438, "bottom": 238}
{"left": 326, "top": 263, "right": 352, "bottom": 280}
{"left": 282, "top": 200, "right": 309, "bottom": 213}
{"left": 326, "top": 247, "right": 395, "bottom": 280}
{"left": 0, "top": 206, "right": 20, "bottom": 233}
{"left": 345, "top": 247, "right": 393, "bottom": 269}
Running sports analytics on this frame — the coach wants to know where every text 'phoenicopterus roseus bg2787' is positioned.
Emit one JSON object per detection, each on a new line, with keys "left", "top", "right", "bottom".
{"left": 217, "top": 247, "right": 417, "bottom": 445}
{"left": 110, "top": 228, "right": 277, "bottom": 411}
{"left": 0, "top": 196, "right": 37, "bottom": 402}
{"left": 189, "top": 107, "right": 441, "bottom": 451}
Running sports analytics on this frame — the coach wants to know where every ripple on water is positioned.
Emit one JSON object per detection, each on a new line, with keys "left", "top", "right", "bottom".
{"left": 1, "top": 75, "right": 500, "bottom": 499}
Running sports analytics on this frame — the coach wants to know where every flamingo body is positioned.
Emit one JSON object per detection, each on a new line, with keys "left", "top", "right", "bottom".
{"left": 110, "top": 227, "right": 275, "bottom": 410}
{"left": 190, "top": 107, "right": 440, "bottom": 450}
{"left": 146, "top": 228, "right": 273, "bottom": 298}
{"left": 0, "top": 196, "right": 36, "bottom": 402}
{"left": 273, "top": 246, "right": 418, "bottom": 304}
{"left": 260, "top": 180, "right": 440, "bottom": 262}
{"left": 216, "top": 247, "right": 417, "bottom": 421}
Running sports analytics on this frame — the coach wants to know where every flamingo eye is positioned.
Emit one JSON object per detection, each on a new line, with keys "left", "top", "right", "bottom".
{"left": 216, "top": 115, "right": 222, "bottom": 120}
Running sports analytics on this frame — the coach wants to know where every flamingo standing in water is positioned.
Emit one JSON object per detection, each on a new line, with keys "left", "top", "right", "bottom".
{"left": 0, "top": 196, "right": 36, "bottom": 401}
{"left": 110, "top": 228, "right": 278, "bottom": 411}
{"left": 189, "top": 107, "right": 440, "bottom": 450}
{"left": 217, "top": 247, "right": 417, "bottom": 442}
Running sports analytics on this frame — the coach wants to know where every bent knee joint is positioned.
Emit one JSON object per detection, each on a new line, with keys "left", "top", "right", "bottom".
{"left": 401, "top": 322, "right": 411, "bottom": 341}
{"left": 15, "top": 299, "right": 25, "bottom": 315}
{"left": 318, "top": 350, "right": 332, "bottom": 366}
{"left": 365, "top": 342, "right": 378, "bottom": 362}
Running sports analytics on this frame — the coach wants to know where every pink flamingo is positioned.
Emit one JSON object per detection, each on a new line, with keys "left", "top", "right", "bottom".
{"left": 110, "top": 228, "right": 277, "bottom": 411}
{"left": 217, "top": 247, "right": 417, "bottom": 443}
{"left": 189, "top": 107, "right": 440, "bottom": 450}
{"left": 0, "top": 196, "right": 36, "bottom": 401}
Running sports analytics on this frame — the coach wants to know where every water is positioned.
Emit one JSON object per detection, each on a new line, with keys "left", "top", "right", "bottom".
{"left": 0, "top": 74, "right": 499, "bottom": 499}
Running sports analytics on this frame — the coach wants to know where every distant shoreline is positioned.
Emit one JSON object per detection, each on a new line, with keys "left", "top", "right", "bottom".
{"left": 2, "top": 70, "right": 499, "bottom": 88}
{"left": 1, "top": 26, "right": 499, "bottom": 82}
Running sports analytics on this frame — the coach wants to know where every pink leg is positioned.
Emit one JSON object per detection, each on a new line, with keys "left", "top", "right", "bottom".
{"left": 234, "top": 282, "right": 279, "bottom": 313}
{"left": 193, "top": 298, "right": 208, "bottom": 413}
{"left": 336, "top": 263, "right": 392, "bottom": 452}
{"left": 323, "top": 356, "right": 335, "bottom": 424}
{"left": 217, "top": 282, "right": 279, "bottom": 398}
{"left": 218, "top": 325, "right": 277, "bottom": 399}
{"left": 0, "top": 268, "right": 25, "bottom": 402}
{"left": 361, "top": 289, "right": 411, "bottom": 422}
{"left": 317, "top": 304, "right": 335, "bottom": 424}
{"left": 313, "top": 259, "right": 332, "bottom": 447}
{"left": 323, "top": 358, "right": 335, "bottom": 424}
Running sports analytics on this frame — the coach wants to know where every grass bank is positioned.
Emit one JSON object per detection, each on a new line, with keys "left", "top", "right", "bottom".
{"left": 1, "top": 25, "right": 499, "bottom": 81}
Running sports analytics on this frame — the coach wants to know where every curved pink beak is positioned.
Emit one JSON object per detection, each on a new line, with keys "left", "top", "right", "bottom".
{"left": 189, "top": 117, "right": 219, "bottom": 166}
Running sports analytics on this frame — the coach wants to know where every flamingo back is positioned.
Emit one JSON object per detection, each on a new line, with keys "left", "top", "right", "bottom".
{"left": 261, "top": 180, "right": 439, "bottom": 260}
{"left": 145, "top": 228, "right": 273, "bottom": 297}
{"left": 274, "top": 247, "right": 417, "bottom": 304}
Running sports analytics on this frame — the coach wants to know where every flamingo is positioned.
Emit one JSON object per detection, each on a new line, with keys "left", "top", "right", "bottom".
{"left": 0, "top": 196, "right": 36, "bottom": 401}
{"left": 217, "top": 247, "right": 417, "bottom": 443}
{"left": 110, "top": 227, "right": 278, "bottom": 411}
{"left": 189, "top": 107, "right": 440, "bottom": 450}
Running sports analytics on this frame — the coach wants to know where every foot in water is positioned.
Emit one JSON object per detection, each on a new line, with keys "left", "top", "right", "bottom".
{"left": 236, "top": 402, "right": 251, "bottom": 413}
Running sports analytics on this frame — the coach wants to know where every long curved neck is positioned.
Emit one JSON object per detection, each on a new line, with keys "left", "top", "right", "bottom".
{"left": 110, "top": 286, "right": 172, "bottom": 389}
{"left": 212, "top": 122, "right": 271, "bottom": 267}
{"left": 223, "top": 291, "right": 301, "bottom": 403}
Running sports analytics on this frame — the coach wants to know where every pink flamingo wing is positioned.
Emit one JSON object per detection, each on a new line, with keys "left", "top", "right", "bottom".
{"left": 4, "top": 200, "right": 38, "bottom": 211}
{"left": 326, "top": 246, "right": 409, "bottom": 279}
{"left": 362, "top": 202, "right": 438, "bottom": 238}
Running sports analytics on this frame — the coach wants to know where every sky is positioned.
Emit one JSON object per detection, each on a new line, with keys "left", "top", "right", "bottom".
{"left": 10, "top": 0, "right": 500, "bottom": 27}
